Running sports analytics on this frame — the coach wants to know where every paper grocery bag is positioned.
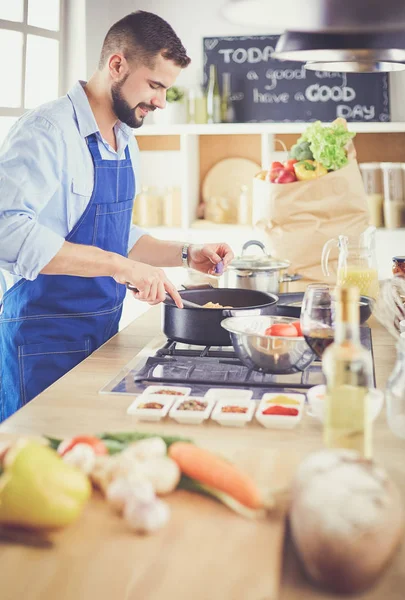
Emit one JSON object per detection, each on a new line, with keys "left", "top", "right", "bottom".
{"left": 253, "top": 160, "right": 370, "bottom": 282}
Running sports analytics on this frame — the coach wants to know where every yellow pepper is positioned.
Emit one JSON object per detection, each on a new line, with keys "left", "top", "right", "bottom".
{"left": 294, "top": 160, "right": 328, "bottom": 181}
{"left": 0, "top": 440, "right": 91, "bottom": 529}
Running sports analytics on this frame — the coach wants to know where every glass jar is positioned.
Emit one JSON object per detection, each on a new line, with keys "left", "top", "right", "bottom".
{"left": 359, "top": 162, "right": 384, "bottom": 228}
{"left": 386, "top": 336, "right": 405, "bottom": 439}
{"left": 392, "top": 256, "right": 405, "bottom": 277}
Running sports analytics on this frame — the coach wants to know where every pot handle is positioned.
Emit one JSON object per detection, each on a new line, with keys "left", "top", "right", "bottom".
{"left": 241, "top": 240, "right": 267, "bottom": 256}
{"left": 280, "top": 273, "right": 302, "bottom": 284}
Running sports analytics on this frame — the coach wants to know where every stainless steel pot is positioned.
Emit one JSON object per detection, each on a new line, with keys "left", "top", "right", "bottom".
{"left": 222, "top": 240, "right": 301, "bottom": 295}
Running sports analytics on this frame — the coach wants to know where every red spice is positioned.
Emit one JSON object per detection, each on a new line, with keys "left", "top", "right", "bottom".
{"left": 262, "top": 405, "right": 299, "bottom": 416}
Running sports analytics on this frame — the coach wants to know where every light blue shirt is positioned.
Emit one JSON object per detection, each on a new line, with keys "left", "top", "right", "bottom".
{"left": 0, "top": 80, "right": 145, "bottom": 292}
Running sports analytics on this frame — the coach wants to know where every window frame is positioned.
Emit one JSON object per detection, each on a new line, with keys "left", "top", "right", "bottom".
{"left": 0, "top": 0, "right": 65, "bottom": 118}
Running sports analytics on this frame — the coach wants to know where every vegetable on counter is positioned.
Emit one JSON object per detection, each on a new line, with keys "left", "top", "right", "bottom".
{"left": 168, "top": 441, "right": 262, "bottom": 510}
{"left": 0, "top": 440, "right": 91, "bottom": 530}
{"left": 57, "top": 435, "right": 108, "bottom": 457}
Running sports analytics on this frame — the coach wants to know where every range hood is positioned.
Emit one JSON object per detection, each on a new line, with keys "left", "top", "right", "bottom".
{"left": 221, "top": 0, "right": 405, "bottom": 72}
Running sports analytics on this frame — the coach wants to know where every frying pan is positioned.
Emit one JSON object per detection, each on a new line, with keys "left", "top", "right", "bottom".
{"left": 162, "top": 287, "right": 279, "bottom": 346}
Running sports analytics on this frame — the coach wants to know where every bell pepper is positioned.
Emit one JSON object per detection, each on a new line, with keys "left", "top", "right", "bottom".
{"left": 294, "top": 160, "right": 328, "bottom": 181}
{"left": 0, "top": 440, "right": 91, "bottom": 529}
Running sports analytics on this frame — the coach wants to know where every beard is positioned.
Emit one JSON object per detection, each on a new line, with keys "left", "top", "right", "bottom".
{"left": 111, "top": 78, "right": 155, "bottom": 129}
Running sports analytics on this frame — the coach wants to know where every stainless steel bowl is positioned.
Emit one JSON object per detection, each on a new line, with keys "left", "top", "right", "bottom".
{"left": 221, "top": 315, "right": 316, "bottom": 374}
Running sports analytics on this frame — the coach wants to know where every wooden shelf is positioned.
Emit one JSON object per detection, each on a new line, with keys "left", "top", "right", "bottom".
{"left": 135, "top": 122, "right": 405, "bottom": 136}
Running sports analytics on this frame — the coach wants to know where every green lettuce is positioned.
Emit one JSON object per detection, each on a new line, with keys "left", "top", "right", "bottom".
{"left": 298, "top": 121, "right": 356, "bottom": 171}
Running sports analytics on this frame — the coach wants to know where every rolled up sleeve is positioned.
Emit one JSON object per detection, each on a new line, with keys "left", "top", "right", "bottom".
{"left": 0, "top": 116, "right": 65, "bottom": 280}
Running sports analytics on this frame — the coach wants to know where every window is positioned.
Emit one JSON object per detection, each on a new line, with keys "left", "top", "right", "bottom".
{"left": 0, "top": 0, "right": 63, "bottom": 145}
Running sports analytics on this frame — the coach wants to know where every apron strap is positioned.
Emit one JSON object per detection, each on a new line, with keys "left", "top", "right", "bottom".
{"left": 86, "top": 133, "right": 102, "bottom": 161}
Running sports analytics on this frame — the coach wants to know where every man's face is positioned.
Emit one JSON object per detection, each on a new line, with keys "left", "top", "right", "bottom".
{"left": 111, "top": 53, "right": 182, "bottom": 128}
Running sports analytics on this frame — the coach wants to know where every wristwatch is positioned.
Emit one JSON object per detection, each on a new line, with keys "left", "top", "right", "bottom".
{"left": 181, "top": 242, "right": 190, "bottom": 268}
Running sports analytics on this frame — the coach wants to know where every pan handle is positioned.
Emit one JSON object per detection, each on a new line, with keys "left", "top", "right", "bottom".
{"left": 222, "top": 307, "right": 262, "bottom": 318}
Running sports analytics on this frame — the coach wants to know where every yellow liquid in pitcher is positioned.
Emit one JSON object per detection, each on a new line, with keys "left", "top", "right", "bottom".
{"left": 337, "top": 267, "right": 379, "bottom": 299}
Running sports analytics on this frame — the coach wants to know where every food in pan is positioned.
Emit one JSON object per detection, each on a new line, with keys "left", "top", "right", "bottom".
{"left": 177, "top": 399, "right": 207, "bottom": 411}
{"left": 202, "top": 302, "right": 233, "bottom": 309}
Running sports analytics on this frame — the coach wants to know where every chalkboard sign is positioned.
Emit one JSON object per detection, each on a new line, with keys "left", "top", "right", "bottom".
{"left": 203, "top": 35, "right": 390, "bottom": 123}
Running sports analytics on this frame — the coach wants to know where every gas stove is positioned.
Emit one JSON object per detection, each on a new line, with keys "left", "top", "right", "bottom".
{"left": 100, "top": 329, "right": 375, "bottom": 400}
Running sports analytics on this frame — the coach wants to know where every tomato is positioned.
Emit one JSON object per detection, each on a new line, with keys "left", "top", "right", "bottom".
{"left": 291, "top": 321, "right": 303, "bottom": 336}
{"left": 265, "top": 167, "right": 283, "bottom": 183}
{"left": 284, "top": 159, "right": 298, "bottom": 172}
{"left": 57, "top": 435, "right": 108, "bottom": 456}
{"left": 264, "top": 323, "right": 298, "bottom": 337}
{"left": 270, "top": 161, "right": 284, "bottom": 170}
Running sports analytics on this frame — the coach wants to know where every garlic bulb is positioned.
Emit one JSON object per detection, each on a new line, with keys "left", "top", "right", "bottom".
{"left": 62, "top": 443, "right": 96, "bottom": 474}
{"left": 124, "top": 497, "right": 170, "bottom": 534}
{"left": 121, "top": 437, "right": 167, "bottom": 461}
{"left": 138, "top": 456, "right": 181, "bottom": 495}
{"left": 106, "top": 477, "right": 155, "bottom": 513}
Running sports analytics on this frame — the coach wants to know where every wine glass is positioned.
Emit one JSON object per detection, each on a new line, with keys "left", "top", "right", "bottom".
{"left": 300, "top": 284, "right": 335, "bottom": 359}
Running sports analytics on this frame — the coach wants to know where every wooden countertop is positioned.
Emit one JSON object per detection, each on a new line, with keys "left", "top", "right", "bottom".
{"left": 0, "top": 306, "right": 403, "bottom": 600}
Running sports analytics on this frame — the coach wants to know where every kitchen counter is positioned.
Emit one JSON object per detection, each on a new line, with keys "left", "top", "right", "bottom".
{"left": 0, "top": 305, "right": 404, "bottom": 600}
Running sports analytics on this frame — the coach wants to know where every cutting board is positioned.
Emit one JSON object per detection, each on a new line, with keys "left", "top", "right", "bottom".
{"left": 0, "top": 442, "right": 298, "bottom": 600}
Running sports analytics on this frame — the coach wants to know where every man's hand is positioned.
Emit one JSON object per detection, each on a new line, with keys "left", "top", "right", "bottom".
{"left": 112, "top": 259, "right": 183, "bottom": 308}
{"left": 187, "top": 243, "right": 234, "bottom": 275}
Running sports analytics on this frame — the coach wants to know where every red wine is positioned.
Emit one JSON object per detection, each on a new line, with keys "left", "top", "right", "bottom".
{"left": 304, "top": 329, "right": 334, "bottom": 358}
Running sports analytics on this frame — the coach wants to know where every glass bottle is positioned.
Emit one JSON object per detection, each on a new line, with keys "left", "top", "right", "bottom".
{"left": 206, "top": 64, "right": 221, "bottom": 124}
{"left": 386, "top": 335, "right": 405, "bottom": 439}
{"left": 220, "top": 72, "right": 235, "bottom": 124}
{"left": 322, "top": 286, "right": 374, "bottom": 458}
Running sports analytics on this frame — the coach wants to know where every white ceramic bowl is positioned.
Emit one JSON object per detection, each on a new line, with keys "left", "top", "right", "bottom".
{"left": 126, "top": 396, "right": 175, "bottom": 421}
{"left": 169, "top": 396, "right": 215, "bottom": 425}
{"left": 307, "top": 385, "right": 384, "bottom": 423}
{"left": 255, "top": 392, "right": 305, "bottom": 429}
{"left": 211, "top": 398, "right": 256, "bottom": 427}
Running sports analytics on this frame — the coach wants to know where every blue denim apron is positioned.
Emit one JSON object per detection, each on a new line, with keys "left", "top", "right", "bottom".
{"left": 0, "top": 132, "right": 135, "bottom": 421}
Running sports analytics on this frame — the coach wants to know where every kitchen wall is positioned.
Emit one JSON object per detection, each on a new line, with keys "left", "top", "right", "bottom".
{"left": 84, "top": 0, "right": 405, "bottom": 120}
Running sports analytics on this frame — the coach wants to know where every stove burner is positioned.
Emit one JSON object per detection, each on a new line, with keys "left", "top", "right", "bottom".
{"left": 103, "top": 330, "right": 375, "bottom": 399}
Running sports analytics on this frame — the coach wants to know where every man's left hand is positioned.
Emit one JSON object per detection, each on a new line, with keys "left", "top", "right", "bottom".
{"left": 187, "top": 243, "right": 234, "bottom": 275}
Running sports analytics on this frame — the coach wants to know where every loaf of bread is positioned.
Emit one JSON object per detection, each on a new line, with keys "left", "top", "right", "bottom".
{"left": 290, "top": 449, "right": 404, "bottom": 594}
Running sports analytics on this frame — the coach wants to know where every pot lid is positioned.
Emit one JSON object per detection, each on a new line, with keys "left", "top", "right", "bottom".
{"left": 229, "top": 240, "right": 290, "bottom": 271}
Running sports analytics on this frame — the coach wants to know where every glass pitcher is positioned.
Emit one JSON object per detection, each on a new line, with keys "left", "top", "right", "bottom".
{"left": 321, "top": 226, "right": 379, "bottom": 299}
{"left": 386, "top": 335, "right": 405, "bottom": 439}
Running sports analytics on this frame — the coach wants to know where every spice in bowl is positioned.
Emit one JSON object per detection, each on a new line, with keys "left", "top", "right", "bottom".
{"left": 177, "top": 399, "right": 207, "bottom": 411}
{"left": 221, "top": 405, "right": 248, "bottom": 414}
{"left": 153, "top": 389, "right": 186, "bottom": 396}
{"left": 138, "top": 402, "right": 164, "bottom": 410}
{"left": 265, "top": 394, "right": 301, "bottom": 406}
{"left": 262, "top": 405, "right": 299, "bottom": 417}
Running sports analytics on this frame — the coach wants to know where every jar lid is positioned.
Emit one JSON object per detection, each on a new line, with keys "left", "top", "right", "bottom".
{"left": 393, "top": 256, "right": 405, "bottom": 263}
{"left": 229, "top": 255, "right": 290, "bottom": 271}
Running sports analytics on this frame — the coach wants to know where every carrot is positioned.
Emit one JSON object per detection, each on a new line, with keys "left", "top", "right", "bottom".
{"left": 168, "top": 442, "right": 262, "bottom": 509}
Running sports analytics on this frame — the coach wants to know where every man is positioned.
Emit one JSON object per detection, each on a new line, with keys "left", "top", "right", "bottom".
{"left": 0, "top": 11, "right": 233, "bottom": 421}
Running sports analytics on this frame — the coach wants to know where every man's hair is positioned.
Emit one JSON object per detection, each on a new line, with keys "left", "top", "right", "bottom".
{"left": 99, "top": 11, "right": 191, "bottom": 70}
